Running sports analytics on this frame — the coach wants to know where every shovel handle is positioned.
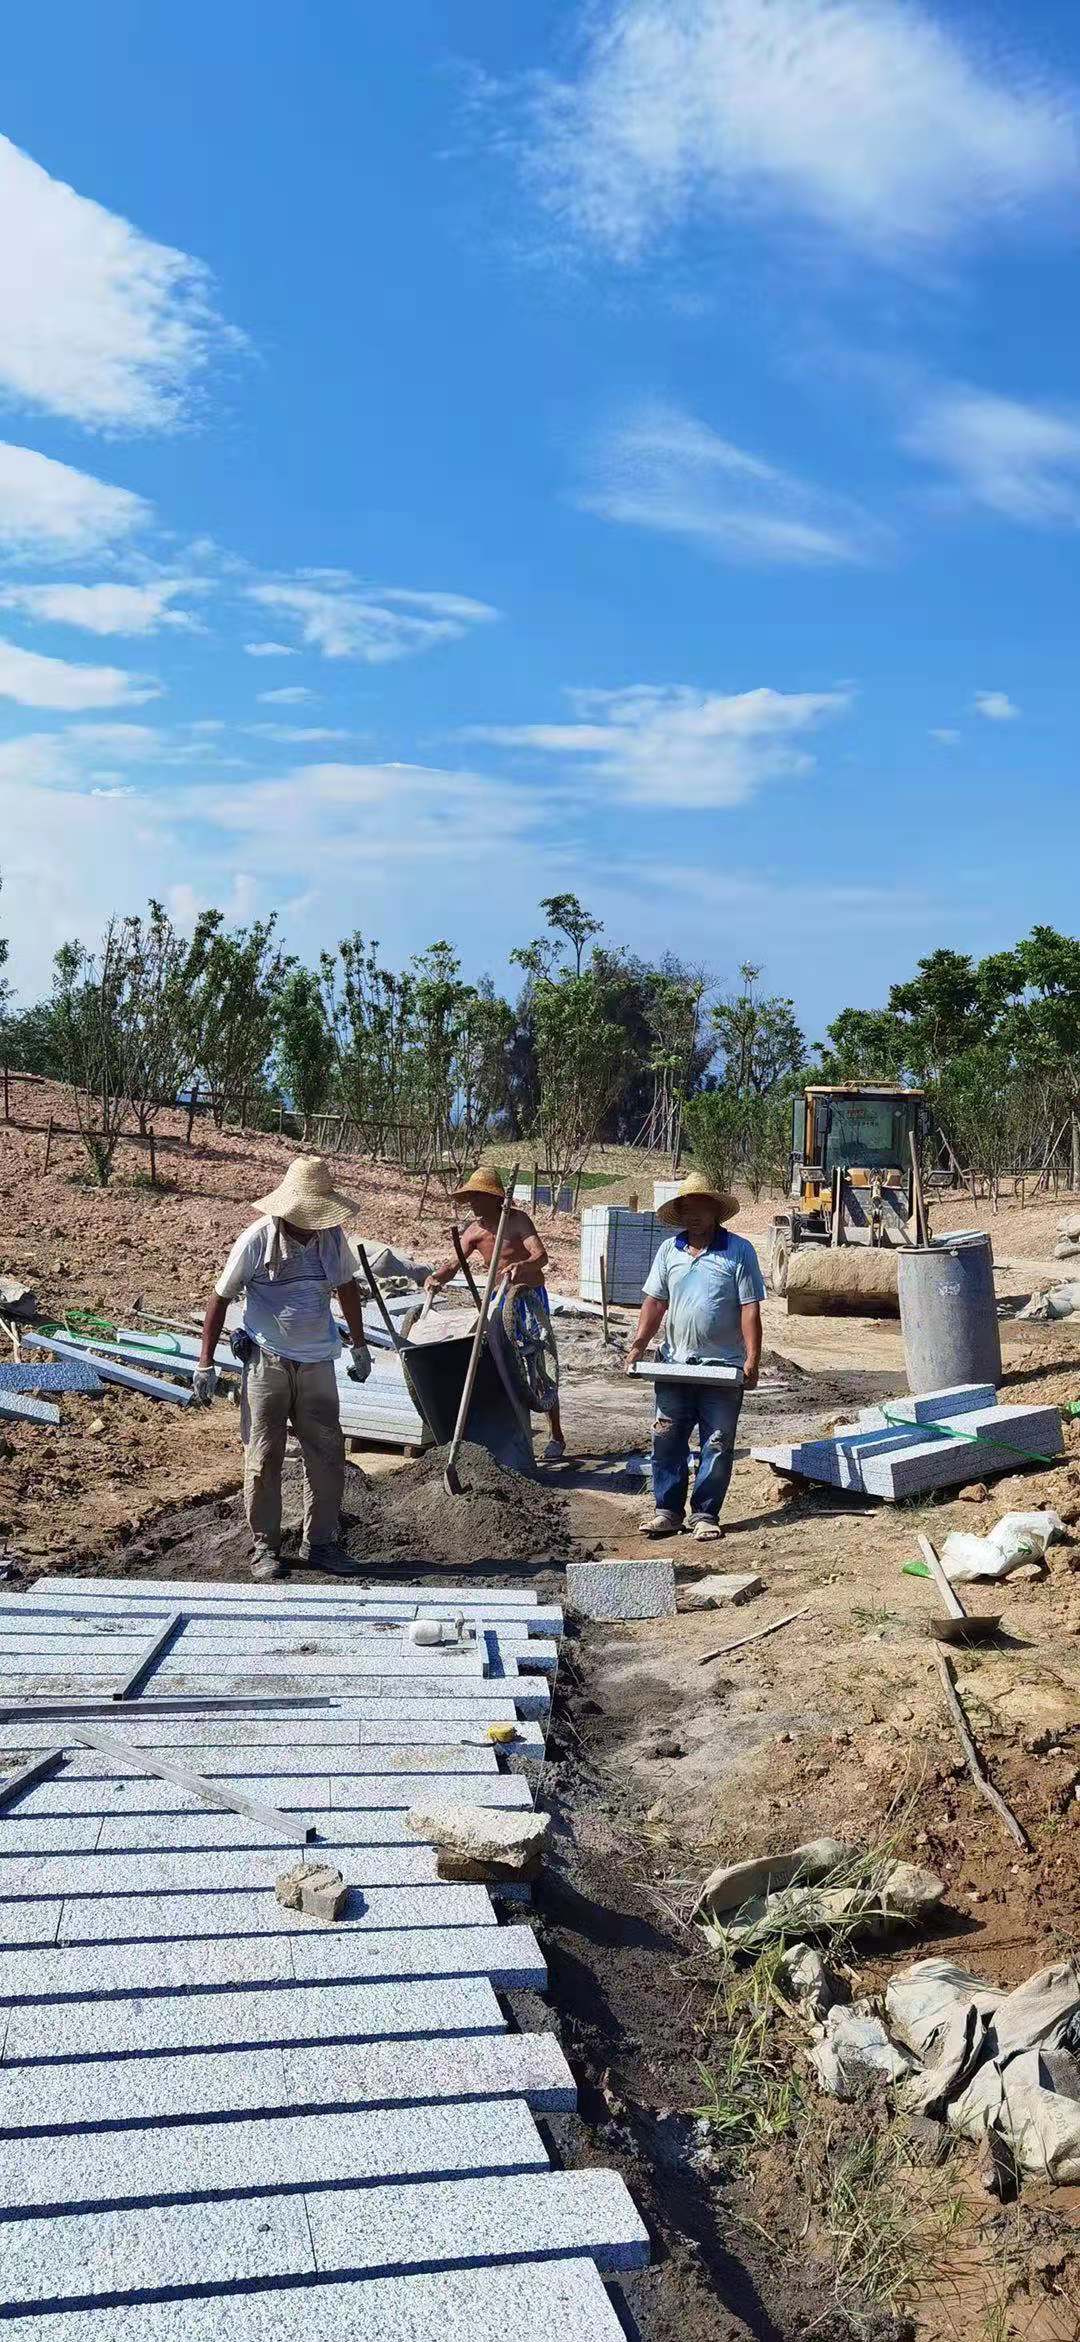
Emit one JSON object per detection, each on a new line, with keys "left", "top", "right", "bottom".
{"left": 444, "top": 1167, "right": 518, "bottom": 1493}
{"left": 917, "top": 1532, "right": 966, "bottom": 1621}
{"left": 356, "top": 1245, "right": 405, "bottom": 1353}
{"left": 451, "top": 1225, "right": 484, "bottom": 1310}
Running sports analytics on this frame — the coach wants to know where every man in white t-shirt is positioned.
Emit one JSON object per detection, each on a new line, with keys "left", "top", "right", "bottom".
{"left": 194, "top": 1156, "right": 372, "bottom": 1580}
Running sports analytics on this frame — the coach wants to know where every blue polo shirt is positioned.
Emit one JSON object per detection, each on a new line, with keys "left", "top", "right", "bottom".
{"left": 643, "top": 1229, "right": 766, "bottom": 1366}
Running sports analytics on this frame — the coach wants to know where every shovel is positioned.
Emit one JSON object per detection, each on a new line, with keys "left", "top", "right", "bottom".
{"left": 443, "top": 1165, "right": 518, "bottom": 1496}
{"left": 918, "top": 1534, "right": 1003, "bottom": 1646}
{"left": 356, "top": 1244, "right": 409, "bottom": 1357}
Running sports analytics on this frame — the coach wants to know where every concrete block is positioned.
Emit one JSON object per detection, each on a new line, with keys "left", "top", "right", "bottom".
{"left": 566, "top": 1558, "right": 676, "bottom": 1620}
{"left": 0, "top": 2258, "right": 625, "bottom": 2342}
{"left": 55, "top": 1881, "right": 498, "bottom": 1943}
{"left": 4, "top": 1973, "right": 506, "bottom": 2060}
{"left": 275, "top": 1860, "right": 346, "bottom": 1921}
{"left": 305, "top": 2167, "right": 650, "bottom": 2277}
{"left": 4, "top": 2099, "right": 548, "bottom": 2216}
{"left": 680, "top": 1573, "right": 763, "bottom": 1609}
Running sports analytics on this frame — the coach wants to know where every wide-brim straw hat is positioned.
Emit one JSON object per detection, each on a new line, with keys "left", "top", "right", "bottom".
{"left": 452, "top": 1164, "right": 506, "bottom": 1207}
{"left": 657, "top": 1171, "right": 740, "bottom": 1228}
{"left": 254, "top": 1155, "right": 362, "bottom": 1231}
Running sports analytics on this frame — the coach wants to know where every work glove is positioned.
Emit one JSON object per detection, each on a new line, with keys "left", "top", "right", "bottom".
{"left": 192, "top": 1365, "right": 218, "bottom": 1407}
{"left": 347, "top": 1344, "right": 372, "bottom": 1384}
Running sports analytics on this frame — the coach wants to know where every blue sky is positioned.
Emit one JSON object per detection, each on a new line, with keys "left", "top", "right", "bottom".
{"left": 2, "top": 0, "right": 1079, "bottom": 1042}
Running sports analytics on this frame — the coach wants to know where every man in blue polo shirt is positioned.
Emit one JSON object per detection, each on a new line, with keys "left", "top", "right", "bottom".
{"left": 626, "top": 1172, "right": 765, "bottom": 1542}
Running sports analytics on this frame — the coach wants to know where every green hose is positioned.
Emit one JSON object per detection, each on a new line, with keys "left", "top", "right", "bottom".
{"left": 881, "top": 1403, "right": 1063, "bottom": 1470}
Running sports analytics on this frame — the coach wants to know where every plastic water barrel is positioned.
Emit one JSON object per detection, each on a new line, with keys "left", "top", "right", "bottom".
{"left": 898, "top": 1236, "right": 1002, "bottom": 1394}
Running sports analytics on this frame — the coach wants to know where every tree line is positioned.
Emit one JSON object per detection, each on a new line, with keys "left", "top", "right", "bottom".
{"left": 2, "top": 873, "right": 1078, "bottom": 1203}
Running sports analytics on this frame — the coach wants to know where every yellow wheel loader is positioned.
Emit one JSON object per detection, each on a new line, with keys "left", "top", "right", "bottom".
{"left": 767, "top": 1085, "right": 927, "bottom": 1316}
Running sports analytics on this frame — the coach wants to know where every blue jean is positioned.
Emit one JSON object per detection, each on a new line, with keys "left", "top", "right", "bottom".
{"left": 651, "top": 1381, "right": 743, "bottom": 1520}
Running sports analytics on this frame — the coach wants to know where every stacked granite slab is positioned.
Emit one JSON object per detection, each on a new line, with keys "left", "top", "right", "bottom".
{"left": 0, "top": 1574, "right": 647, "bottom": 2338}
{"left": 752, "top": 1383, "right": 1063, "bottom": 1501}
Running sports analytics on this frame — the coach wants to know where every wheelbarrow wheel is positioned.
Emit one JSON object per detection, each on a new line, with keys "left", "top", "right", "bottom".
{"left": 498, "top": 1286, "right": 560, "bottom": 1412}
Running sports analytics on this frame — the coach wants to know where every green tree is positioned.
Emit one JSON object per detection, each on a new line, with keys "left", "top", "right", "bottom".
{"left": 530, "top": 969, "right": 629, "bottom": 1206}
{"left": 274, "top": 965, "right": 335, "bottom": 1120}
{"left": 539, "top": 892, "right": 602, "bottom": 976}
{"left": 182, "top": 912, "right": 291, "bottom": 1127}
{"left": 711, "top": 964, "right": 806, "bottom": 1094}
{"left": 51, "top": 926, "right": 137, "bottom": 1184}
{"left": 320, "top": 933, "right": 415, "bottom": 1152}
{"left": 118, "top": 900, "right": 191, "bottom": 1134}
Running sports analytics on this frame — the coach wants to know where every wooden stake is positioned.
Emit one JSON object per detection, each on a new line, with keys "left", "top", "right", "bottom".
{"left": 2, "top": 1063, "right": 8, "bottom": 1122}
{"left": 148, "top": 1129, "right": 157, "bottom": 1187}
{"left": 43, "top": 1115, "right": 54, "bottom": 1171}
{"left": 933, "top": 1646, "right": 1030, "bottom": 1851}
{"left": 698, "top": 1604, "right": 812, "bottom": 1666}
{"left": 910, "top": 1132, "right": 930, "bottom": 1243}
{"left": 599, "top": 1252, "right": 611, "bottom": 1344}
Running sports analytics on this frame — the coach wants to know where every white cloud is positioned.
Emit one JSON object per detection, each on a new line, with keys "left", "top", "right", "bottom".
{"left": 0, "top": 578, "right": 203, "bottom": 635}
{"left": 243, "top": 641, "right": 296, "bottom": 658}
{"left": 0, "top": 441, "right": 148, "bottom": 558}
{"left": 247, "top": 579, "right": 499, "bottom": 664}
{"left": 904, "top": 385, "right": 1080, "bottom": 522}
{"left": 0, "top": 133, "right": 237, "bottom": 429}
{"left": 973, "top": 690, "right": 1020, "bottom": 722}
{"left": 471, "top": 682, "right": 851, "bottom": 807}
{"left": 930, "top": 727, "right": 960, "bottom": 745}
{"left": 517, "top": 0, "right": 1079, "bottom": 262}
{"left": 245, "top": 724, "right": 352, "bottom": 743}
{"left": 0, "top": 637, "right": 160, "bottom": 711}
{"left": 580, "top": 401, "right": 883, "bottom": 564}
{"left": 256, "top": 685, "right": 314, "bottom": 705}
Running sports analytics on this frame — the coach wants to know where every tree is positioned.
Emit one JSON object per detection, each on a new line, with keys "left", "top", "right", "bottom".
{"left": 51, "top": 926, "right": 137, "bottom": 1184}
{"left": 118, "top": 901, "right": 191, "bottom": 1134}
{"left": 274, "top": 966, "right": 335, "bottom": 1121}
{"left": 530, "top": 969, "right": 629, "bottom": 1206}
{"left": 182, "top": 912, "right": 291, "bottom": 1127}
{"left": 320, "top": 933, "right": 416, "bottom": 1153}
{"left": 711, "top": 964, "right": 806, "bottom": 1094}
{"left": 539, "top": 892, "right": 602, "bottom": 977}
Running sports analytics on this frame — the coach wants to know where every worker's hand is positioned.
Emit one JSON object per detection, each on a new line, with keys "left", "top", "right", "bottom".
{"left": 625, "top": 1344, "right": 646, "bottom": 1377}
{"left": 347, "top": 1343, "right": 372, "bottom": 1384}
{"left": 192, "top": 1365, "right": 218, "bottom": 1407}
{"left": 423, "top": 1275, "right": 442, "bottom": 1294}
{"left": 742, "top": 1361, "right": 759, "bottom": 1391}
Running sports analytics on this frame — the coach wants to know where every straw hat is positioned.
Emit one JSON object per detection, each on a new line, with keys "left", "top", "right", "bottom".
{"left": 253, "top": 1155, "right": 362, "bottom": 1231}
{"left": 657, "top": 1170, "right": 740, "bottom": 1229}
{"left": 452, "top": 1164, "right": 506, "bottom": 1207}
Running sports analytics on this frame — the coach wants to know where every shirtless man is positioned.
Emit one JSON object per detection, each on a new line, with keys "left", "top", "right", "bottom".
{"left": 425, "top": 1165, "right": 566, "bottom": 1461}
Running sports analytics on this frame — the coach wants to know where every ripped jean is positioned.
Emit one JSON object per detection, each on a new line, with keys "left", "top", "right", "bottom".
{"left": 651, "top": 1380, "right": 743, "bottom": 1521}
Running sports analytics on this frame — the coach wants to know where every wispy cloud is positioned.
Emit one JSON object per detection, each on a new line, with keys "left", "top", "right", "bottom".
{"left": 243, "top": 641, "right": 297, "bottom": 658}
{"left": 0, "top": 637, "right": 160, "bottom": 712}
{"left": 904, "top": 385, "right": 1080, "bottom": 522}
{"left": 245, "top": 723, "right": 352, "bottom": 744}
{"left": 930, "top": 727, "right": 960, "bottom": 745}
{"left": 256, "top": 685, "right": 314, "bottom": 706}
{"left": 513, "top": 0, "right": 1079, "bottom": 264}
{"left": 973, "top": 690, "right": 1019, "bottom": 722}
{"left": 471, "top": 682, "right": 851, "bottom": 807}
{"left": 0, "top": 442, "right": 149, "bottom": 559}
{"left": 0, "top": 133, "right": 240, "bottom": 429}
{"left": 579, "top": 401, "right": 883, "bottom": 565}
{"left": 0, "top": 578, "right": 204, "bottom": 635}
{"left": 246, "top": 578, "right": 499, "bottom": 664}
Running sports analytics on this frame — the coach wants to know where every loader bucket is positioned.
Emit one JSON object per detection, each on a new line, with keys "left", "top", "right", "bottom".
{"left": 786, "top": 1247, "right": 901, "bottom": 1317}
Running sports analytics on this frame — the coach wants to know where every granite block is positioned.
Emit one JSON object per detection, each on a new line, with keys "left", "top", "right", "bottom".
{"left": 566, "top": 1558, "right": 676, "bottom": 1621}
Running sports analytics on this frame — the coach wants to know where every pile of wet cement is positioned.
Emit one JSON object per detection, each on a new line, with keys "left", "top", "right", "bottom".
{"left": 342, "top": 1440, "right": 573, "bottom": 1567}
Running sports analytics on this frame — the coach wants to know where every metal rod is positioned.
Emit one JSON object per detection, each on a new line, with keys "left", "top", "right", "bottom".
{"left": 66, "top": 1724, "right": 317, "bottom": 1843}
{"left": 0, "top": 1747, "right": 68, "bottom": 1811}
{"left": 111, "top": 1612, "right": 185, "bottom": 1701}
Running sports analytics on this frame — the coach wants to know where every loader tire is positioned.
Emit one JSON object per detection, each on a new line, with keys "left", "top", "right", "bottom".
{"left": 768, "top": 1223, "right": 791, "bottom": 1297}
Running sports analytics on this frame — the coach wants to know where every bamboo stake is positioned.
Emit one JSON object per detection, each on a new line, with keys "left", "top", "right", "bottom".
{"left": 698, "top": 1605, "right": 812, "bottom": 1666}
{"left": 933, "top": 1646, "right": 1031, "bottom": 1851}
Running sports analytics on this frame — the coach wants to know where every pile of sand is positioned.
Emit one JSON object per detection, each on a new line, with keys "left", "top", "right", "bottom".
{"left": 342, "top": 1441, "right": 573, "bottom": 1568}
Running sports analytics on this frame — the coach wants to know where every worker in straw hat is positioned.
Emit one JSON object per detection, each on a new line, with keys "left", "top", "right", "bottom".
{"left": 194, "top": 1157, "right": 372, "bottom": 1580}
{"left": 425, "top": 1165, "right": 567, "bottom": 1461}
{"left": 626, "top": 1170, "right": 764, "bottom": 1542}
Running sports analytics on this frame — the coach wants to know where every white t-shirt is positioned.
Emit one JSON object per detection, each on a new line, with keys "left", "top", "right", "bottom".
{"left": 215, "top": 1218, "right": 358, "bottom": 1362}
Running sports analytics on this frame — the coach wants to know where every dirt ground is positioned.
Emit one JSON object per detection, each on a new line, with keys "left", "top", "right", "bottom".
{"left": 3, "top": 1092, "right": 1080, "bottom": 2336}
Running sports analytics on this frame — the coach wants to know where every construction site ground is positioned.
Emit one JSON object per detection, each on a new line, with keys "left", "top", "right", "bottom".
{"left": 3, "top": 1086, "right": 1080, "bottom": 2339}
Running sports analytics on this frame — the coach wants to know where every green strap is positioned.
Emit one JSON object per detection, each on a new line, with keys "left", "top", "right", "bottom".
{"left": 881, "top": 1404, "right": 1062, "bottom": 1469}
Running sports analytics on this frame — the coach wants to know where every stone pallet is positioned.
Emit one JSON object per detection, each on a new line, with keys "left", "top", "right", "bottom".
{"left": 752, "top": 1386, "right": 1063, "bottom": 1501}
{"left": 0, "top": 1572, "right": 645, "bottom": 2334}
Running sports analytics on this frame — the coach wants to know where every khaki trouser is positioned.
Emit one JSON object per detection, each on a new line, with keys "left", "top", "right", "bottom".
{"left": 240, "top": 1350, "right": 344, "bottom": 1554}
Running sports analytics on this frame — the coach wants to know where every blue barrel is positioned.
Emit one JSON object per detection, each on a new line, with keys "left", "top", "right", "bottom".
{"left": 898, "top": 1236, "right": 1001, "bottom": 1394}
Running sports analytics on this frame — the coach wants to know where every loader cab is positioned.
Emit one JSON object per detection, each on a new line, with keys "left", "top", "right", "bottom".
{"left": 791, "top": 1085, "right": 924, "bottom": 1202}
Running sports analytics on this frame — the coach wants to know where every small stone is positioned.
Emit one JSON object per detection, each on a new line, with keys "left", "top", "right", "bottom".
{"left": 777, "top": 1943, "right": 835, "bottom": 2018}
{"left": 647, "top": 1732, "right": 685, "bottom": 1759}
{"left": 959, "top": 1482, "right": 989, "bottom": 1503}
{"left": 275, "top": 1860, "right": 347, "bottom": 1921}
{"left": 407, "top": 1802, "right": 550, "bottom": 1883}
{"left": 88, "top": 1419, "right": 106, "bottom": 1437}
